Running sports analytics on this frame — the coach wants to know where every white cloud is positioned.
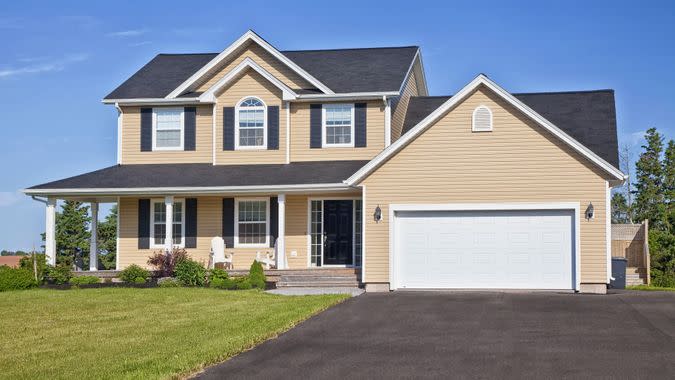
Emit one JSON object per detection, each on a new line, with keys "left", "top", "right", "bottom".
{"left": 106, "top": 29, "right": 148, "bottom": 37}
{"left": 0, "top": 53, "right": 89, "bottom": 79}
{"left": 129, "top": 41, "right": 151, "bottom": 47}
{"left": 0, "top": 191, "right": 22, "bottom": 207}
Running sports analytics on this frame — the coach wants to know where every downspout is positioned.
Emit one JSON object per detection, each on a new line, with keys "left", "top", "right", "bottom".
{"left": 31, "top": 195, "right": 49, "bottom": 205}
{"left": 383, "top": 96, "right": 391, "bottom": 147}
{"left": 115, "top": 103, "right": 123, "bottom": 165}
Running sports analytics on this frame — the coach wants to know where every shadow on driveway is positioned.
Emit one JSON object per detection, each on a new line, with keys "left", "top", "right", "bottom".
{"left": 195, "top": 291, "right": 675, "bottom": 379}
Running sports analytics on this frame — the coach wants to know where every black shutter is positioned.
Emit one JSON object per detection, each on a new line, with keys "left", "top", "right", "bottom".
{"left": 222, "top": 198, "right": 235, "bottom": 248}
{"left": 184, "top": 107, "right": 196, "bottom": 151}
{"left": 138, "top": 199, "right": 150, "bottom": 249}
{"left": 355, "top": 103, "right": 367, "bottom": 147}
{"left": 140, "top": 108, "right": 153, "bottom": 152}
{"left": 269, "top": 197, "right": 278, "bottom": 248}
{"left": 185, "top": 198, "right": 198, "bottom": 248}
{"left": 223, "top": 107, "right": 235, "bottom": 151}
{"left": 267, "top": 106, "right": 279, "bottom": 150}
{"left": 310, "top": 104, "right": 322, "bottom": 148}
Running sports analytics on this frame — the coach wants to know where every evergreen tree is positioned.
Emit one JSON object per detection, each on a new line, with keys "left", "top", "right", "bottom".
{"left": 611, "top": 193, "right": 630, "bottom": 224}
{"left": 664, "top": 140, "right": 675, "bottom": 230}
{"left": 54, "top": 201, "right": 91, "bottom": 267}
{"left": 97, "top": 205, "right": 117, "bottom": 270}
{"left": 633, "top": 128, "right": 666, "bottom": 229}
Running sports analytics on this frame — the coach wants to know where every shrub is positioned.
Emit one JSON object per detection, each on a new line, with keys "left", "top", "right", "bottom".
{"left": 209, "top": 268, "right": 228, "bottom": 282}
{"left": 249, "top": 260, "right": 266, "bottom": 289}
{"left": 48, "top": 265, "right": 72, "bottom": 285}
{"left": 69, "top": 276, "right": 100, "bottom": 286}
{"left": 119, "top": 264, "right": 149, "bottom": 284}
{"left": 158, "top": 277, "right": 181, "bottom": 288}
{"left": 19, "top": 253, "right": 46, "bottom": 283}
{"left": 175, "top": 259, "right": 206, "bottom": 286}
{"left": 147, "top": 248, "right": 190, "bottom": 277}
{"left": 210, "top": 277, "right": 232, "bottom": 289}
{"left": 234, "top": 276, "right": 252, "bottom": 290}
{"left": 0, "top": 266, "right": 37, "bottom": 291}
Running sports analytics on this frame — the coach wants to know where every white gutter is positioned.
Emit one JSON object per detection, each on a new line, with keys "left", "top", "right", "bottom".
{"left": 22, "top": 183, "right": 353, "bottom": 197}
{"left": 295, "top": 91, "right": 399, "bottom": 102}
{"left": 102, "top": 98, "right": 203, "bottom": 105}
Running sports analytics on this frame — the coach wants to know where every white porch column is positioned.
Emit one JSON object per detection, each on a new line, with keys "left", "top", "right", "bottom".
{"left": 89, "top": 202, "right": 98, "bottom": 271}
{"left": 277, "top": 194, "right": 286, "bottom": 269}
{"left": 45, "top": 197, "right": 56, "bottom": 266}
{"left": 164, "top": 196, "right": 173, "bottom": 252}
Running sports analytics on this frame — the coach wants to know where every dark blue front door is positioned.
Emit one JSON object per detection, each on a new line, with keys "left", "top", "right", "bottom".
{"left": 323, "top": 200, "right": 353, "bottom": 266}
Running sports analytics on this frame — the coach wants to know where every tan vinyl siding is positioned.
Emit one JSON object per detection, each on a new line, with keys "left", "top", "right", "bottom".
{"left": 120, "top": 105, "right": 213, "bottom": 164}
{"left": 118, "top": 192, "right": 360, "bottom": 270}
{"left": 214, "top": 69, "right": 287, "bottom": 165}
{"left": 390, "top": 65, "right": 420, "bottom": 142}
{"left": 290, "top": 101, "right": 385, "bottom": 162}
{"left": 195, "top": 41, "right": 314, "bottom": 93}
{"left": 362, "top": 85, "right": 609, "bottom": 285}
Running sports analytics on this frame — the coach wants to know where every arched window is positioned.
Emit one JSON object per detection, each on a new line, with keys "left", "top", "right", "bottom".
{"left": 472, "top": 105, "right": 493, "bottom": 132}
{"left": 236, "top": 97, "right": 267, "bottom": 148}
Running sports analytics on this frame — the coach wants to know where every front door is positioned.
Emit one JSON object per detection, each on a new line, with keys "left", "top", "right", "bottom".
{"left": 323, "top": 200, "right": 353, "bottom": 266}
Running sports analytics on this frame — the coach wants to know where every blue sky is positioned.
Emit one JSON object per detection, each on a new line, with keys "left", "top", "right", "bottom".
{"left": 1, "top": 0, "right": 674, "bottom": 251}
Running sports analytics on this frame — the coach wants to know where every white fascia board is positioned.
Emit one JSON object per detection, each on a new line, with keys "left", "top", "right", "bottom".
{"left": 346, "top": 74, "right": 626, "bottom": 185}
{"left": 397, "top": 49, "right": 428, "bottom": 96}
{"left": 102, "top": 98, "right": 203, "bottom": 105}
{"left": 167, "top": 30, "right": 333, "bottom": 99}
{"left": 22, "top": 183, "right": 353, "bottom": 197}
{"left": 199, "top": 57, "right": 297, "bottom": 102}
{"left": 295, "top": 91, "right": 398, "bottom": 102}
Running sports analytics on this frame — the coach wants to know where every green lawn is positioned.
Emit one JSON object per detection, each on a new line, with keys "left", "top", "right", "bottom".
{"left": 626, "top": 285, "right": 675, "bottom": 292}
{"left": 0, "top": 288, "right": 348, "bottom": 379}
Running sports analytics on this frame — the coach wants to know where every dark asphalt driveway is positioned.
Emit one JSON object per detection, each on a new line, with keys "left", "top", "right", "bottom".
{"left": 196, "top": 291, "right": 675, "bottom": 379}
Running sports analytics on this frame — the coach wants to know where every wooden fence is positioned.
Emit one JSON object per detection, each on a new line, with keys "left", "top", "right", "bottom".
{"left": 611, "top": 220, "right": 650, "bottom": 285}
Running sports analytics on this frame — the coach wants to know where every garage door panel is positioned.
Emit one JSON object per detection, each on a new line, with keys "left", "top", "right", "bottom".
{"left": 396, "top": 209, "right": 574, "bottom": 289}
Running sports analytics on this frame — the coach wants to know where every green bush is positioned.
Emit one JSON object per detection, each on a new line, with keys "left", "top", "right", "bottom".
{"left": 158, "top": 278, "right": 181, "bottom": 288}
{"left": 48, "top": 265, "right": 72, "bottom": 284}
{"left": 174, "top": 259, "right": 206, "bottom": 286}
{"left": 69, "top": 276, "right": 100, "bottom": 286}
{"left": 209, "top": 268, "right": 229, "bottom": 281}
{"left": 119, "top": 264, "right": 149, "bottom": 284}
{"left": 0, "top": 266, "right": 37, "bottom": 291}
{"left": 249, "top": 260, "right": 266, "bottom": 289}
{"left": 234, "top": 276, "right": 252, "bottom": 290}
{"left": 19, "top": 253, "right": 46, "bottom": 283}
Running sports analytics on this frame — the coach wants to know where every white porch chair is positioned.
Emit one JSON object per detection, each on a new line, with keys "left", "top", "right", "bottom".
{"left": 210, "top": 236, "right": 234, "bottom": 269}
{"left": 256, "top": 249, "right": 276, "bottom": 270}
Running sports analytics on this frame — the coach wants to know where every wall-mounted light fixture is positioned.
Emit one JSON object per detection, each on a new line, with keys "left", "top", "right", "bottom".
{"left": 585, "top": 202, "right": 594, "bottom": 220}
{"left": 374, "top": 205, "right": 382, "bottom": 223}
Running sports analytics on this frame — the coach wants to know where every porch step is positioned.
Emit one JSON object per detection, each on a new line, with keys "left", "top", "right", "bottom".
{"left": 275, "top": 269, "right": 361, "bottom": 288}
{"left": 276, "top": 281, "right": 361, "bottom": 288}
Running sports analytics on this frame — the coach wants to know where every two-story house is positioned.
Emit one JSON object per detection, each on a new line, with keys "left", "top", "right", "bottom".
{"left": 25, "top": 30, "right": 625, "bottom": 293}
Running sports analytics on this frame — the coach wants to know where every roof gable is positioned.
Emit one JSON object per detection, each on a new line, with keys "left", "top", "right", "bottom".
{"left": 347, "top": 75, "right": 625, "bottom": 184}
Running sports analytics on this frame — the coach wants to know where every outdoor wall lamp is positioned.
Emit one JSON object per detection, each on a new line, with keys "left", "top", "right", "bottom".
{"left": 374, "top": 205, "right": 382, "bottom": 223}
{"left": 585, "top": 202, "right": 594, "bottom": 220}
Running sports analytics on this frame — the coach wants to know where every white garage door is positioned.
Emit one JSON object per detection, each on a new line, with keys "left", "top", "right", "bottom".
{"left": 394, "top": 209, "right": 575, "bottom": 290}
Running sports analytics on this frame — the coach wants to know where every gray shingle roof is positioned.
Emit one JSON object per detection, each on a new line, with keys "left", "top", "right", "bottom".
{"left": 402, "top": 90, "right": 619, "bottom": 168}
{"left": 28, "top": 161, "right": 369, "bottom": 190}
{"left": 104, "top": 46, "right": 419, "bottom": 99}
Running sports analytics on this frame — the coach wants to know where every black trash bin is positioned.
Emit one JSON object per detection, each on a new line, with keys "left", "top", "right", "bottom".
{"left": 610, "top": 257, "right": 627, "bottom": 289}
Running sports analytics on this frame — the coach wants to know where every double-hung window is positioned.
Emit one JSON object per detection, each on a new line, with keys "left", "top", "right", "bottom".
{"left": 150, "top": 200, "right": 184, "bottom": 248}
{"left": 235, "top": 97, "right": 267, "bottom": 149}
{"left": 235, "top": 198, "right": 269, "bottom": 247}
{"left": 153, "top": 108, "right": 184, "bottom": 150}
{"left": 323, "top": 104, "right": 354, "bottom": 147}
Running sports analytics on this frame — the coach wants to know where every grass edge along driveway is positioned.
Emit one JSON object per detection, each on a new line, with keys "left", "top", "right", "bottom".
{"left": 0, "top": 288, "right": 348, "bottom": 380}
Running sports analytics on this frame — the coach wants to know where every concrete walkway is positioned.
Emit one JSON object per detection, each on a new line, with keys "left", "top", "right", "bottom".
{"left": 195, "top": 290, "right": 675, "bottom": 379}
{"left": 266, "top": 287, "right": 364, "bottom": 296}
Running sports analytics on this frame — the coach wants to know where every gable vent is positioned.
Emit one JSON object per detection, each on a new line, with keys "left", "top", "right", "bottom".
{"left": 472, "top": 106, "right": 493, "bottom": 132}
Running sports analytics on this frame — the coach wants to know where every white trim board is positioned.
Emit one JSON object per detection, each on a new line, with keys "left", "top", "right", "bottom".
{"left": 199, "top": 58, "right": 298, "bottom": 102}
{"left": 387, "top": 202, "right": 581, "bottom": 291}
{"left": 346, "top": 74, "right": 626, "bottom": 185}
{"left": 167, "top": 30, "right": 333, "bottom": 98}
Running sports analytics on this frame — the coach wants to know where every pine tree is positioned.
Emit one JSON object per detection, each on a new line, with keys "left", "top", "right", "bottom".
{"left": 611, "top": 193, "right": 630, "bottom": 224}
{"left": 97, "top": 205, "right": 117, "bottom": 270}
{"left": 664, "top": 140, "right": 675, "bottom": 230}
{"left": 633, "top": 128, "right": 666, "bottom": 229}
{"left": 54, "top": 201, "right": 91, "bottom": 267}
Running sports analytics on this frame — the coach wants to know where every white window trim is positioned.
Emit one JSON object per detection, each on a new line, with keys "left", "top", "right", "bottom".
{"left": 322, "top": 103, "right": 355, "bottom": 148}
{"left": 234, "top": 96, "right": 267, "bottom": 150}
{"left": 152, "top": 108, "right": 185, "bottom": 151}
{"left": 149, "top": 198, "right": 185, "bottom": 249}
{"left": 472, "top": 105, "right": 493, "bottom": 132}
{"left": 234, "top": 197, "right": 270, "bottom": 248}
